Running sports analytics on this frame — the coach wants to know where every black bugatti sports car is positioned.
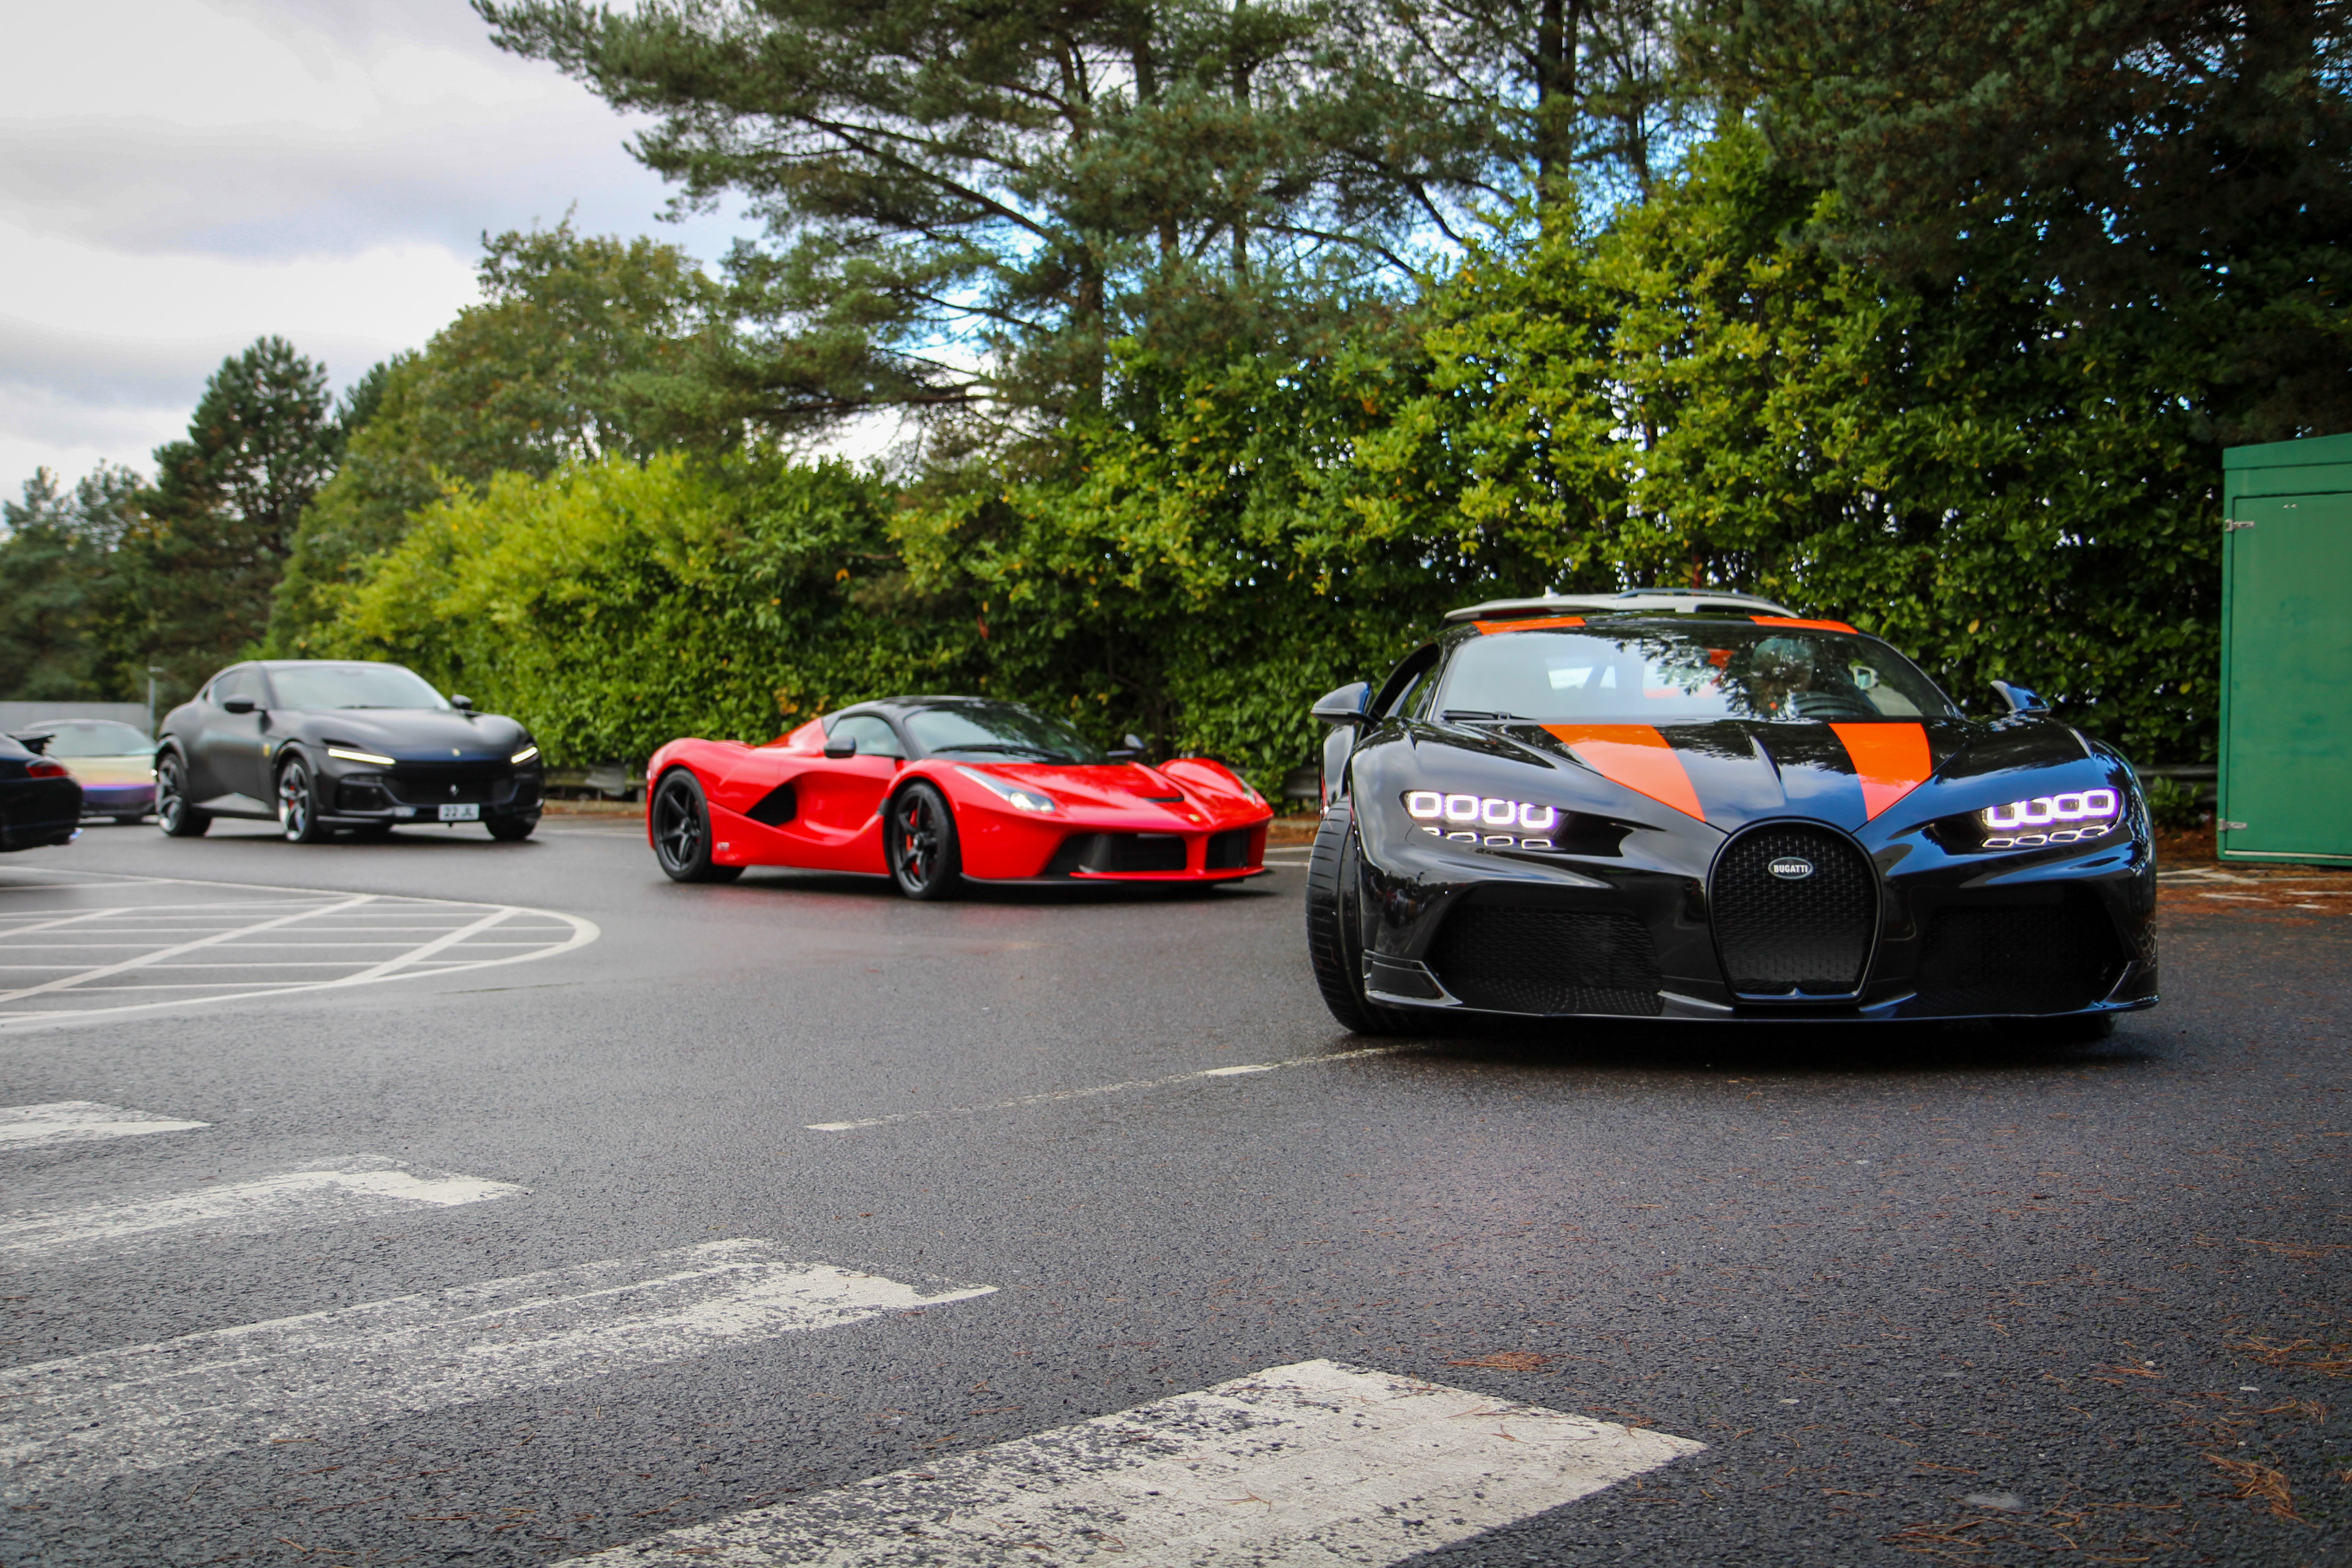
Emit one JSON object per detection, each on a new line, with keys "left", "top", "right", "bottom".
{"left": 154, "top": 661, "right": 543, "bottom": 843}
{"left": 1305, "top": 606, "right": 2157, "bottom": 1033}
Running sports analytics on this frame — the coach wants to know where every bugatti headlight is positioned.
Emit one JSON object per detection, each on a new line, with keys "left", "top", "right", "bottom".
{"left": 1977, "top": 788, "right": 2120, "bottom": 848}
{"left": 1401, "top": 789, "right": 1558, "bottom": 849}
{"left": 957, "top": 766, "right": 1058, "bottom": 814}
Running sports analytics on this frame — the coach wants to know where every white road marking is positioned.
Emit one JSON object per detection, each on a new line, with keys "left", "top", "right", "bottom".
{"left": 0, "top": 1240, "right": 992, "bottom": 1496}
{"left": 0, "top": 895, "right": 377, "bottom": 1006}
{"left": 0, "top": 1160, "right": 524, "bottom": 1262}
{"left": 0, "top": 1101, "right": 211, "bottom": 1149}
{"left": 578, "top": 1359, "right": 1702, "bottom": 1567}
{"left": 807, "top": 1045, "right": 1418, "bottom": 1131}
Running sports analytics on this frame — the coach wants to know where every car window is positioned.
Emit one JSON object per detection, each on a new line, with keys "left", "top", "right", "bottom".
{"left": 266, "top": 664, "right": 450, "bottom": 711}
{"left": 1434, "top": 624, "right": 1959, "bottom": 724}
{"left": 827, "top": 714, "right": 904, "bottom": 757}
{"left": 31, "top": 722, "right": 151, "bottom": 757}
{"left": 900, "top": 703, "right": 1106, "bottom": 763}
{"left": 209, "top": 668, "right": 259, "bottom": 705}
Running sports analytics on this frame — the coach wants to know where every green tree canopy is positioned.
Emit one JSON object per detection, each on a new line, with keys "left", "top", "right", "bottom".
{"left": 0, "top": 466, "right": 142, "bottom": 701}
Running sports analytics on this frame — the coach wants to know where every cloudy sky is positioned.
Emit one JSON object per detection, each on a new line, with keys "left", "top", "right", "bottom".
{"left": 0, "top": 0, "right": 747, "bottom": 492}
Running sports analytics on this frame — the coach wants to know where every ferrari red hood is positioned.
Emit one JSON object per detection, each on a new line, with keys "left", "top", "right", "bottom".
{"left": 960, "top": 761, "right": 1200, "bottom": 813}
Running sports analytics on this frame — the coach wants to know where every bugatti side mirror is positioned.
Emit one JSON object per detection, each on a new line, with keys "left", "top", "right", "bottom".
{"left": 451, "top": 694, "right": 475, "bottom": 712}
{"left": 823, "top": 736, "right": 858, "bottom": 760}
{"left": 1311, "top": 681, "right": 1373, "bottom": 725}
{"left": 1989, "top": 680, "right": 2049, "bottom": 717}
{"left": 220, "top": 695, "right": 257, "bottom": 715}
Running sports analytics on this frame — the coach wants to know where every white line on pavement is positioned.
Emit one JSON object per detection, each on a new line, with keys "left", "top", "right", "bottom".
{"left": 807, "top": 1045, "right": 1419, "bottom": 1131}
{"left": 0, "top": 1161, "right": 524, "bottom": 1262}
{"left": 0, "top": 1101, "right": 211, "bottom": 1149}
{"left": 0, "top": 1239, "right": 993, "bottom": 1496}
{"left": 578, "top": 1358, "right": 1703, "bottom": 1567}
{"left": 0, "top": 896, "right": 376, "bottom": 1006}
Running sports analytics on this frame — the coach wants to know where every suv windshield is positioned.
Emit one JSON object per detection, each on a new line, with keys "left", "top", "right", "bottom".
{"left": 1435, "top": 623, "right": 1959, "bottom": 724}
{"left": 903, "top": 703, "right": 1107, "bottom": 763}
{"left": 267, "top": 664, "right": 450, "bottom": 712}
{"left": 30, "top": 722, "right": 151, "bottom": 757}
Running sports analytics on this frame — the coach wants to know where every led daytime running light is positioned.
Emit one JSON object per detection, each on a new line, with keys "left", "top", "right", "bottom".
{"left": 956, "top": 765, "right": 1058, "bottom": 813}
{"left": 1404, "top": 790, "right": 1557, "bottom": 833}
{"left": 510, "top": 745, "right": 540, "bottom": 765}
{"left": 1978, "top": 789, "right": 2117, "bottom": 831}
{"left": 327, "top": 746, "right": 396, "bottom": 767}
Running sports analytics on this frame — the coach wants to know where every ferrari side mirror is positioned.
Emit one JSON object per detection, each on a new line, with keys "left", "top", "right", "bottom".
{"left": 221, "top": 695, "right": 257, "bottom": 715}
{"left": 451, "top": 694, "right": 475, "bottom": 712}
{"left": 1311, "top": 682, "right": 1372, "bottom": 725}
{"left": 1123, "top": 733, "right": 1147, "bottom": 753}
{"left": 1989, "top": 680, "right": 2049, "bottom": 717}
{"left": 823, "top": 737, "right": 858, "bottom": 760}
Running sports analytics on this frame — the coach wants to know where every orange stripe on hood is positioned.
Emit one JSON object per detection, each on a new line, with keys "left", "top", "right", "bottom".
{"left": 1831, "top": 722, "right": 1932, "bottom": 820}
{"left": 1542, "top": 724, "right": 1705, "bottom": 821}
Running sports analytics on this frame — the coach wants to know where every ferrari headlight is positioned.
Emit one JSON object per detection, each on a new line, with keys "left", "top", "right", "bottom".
{"left": 328, "top": 746, "right": 396, "bottom": 767}
{"left": 1401, "top": 790, "right": 1557, "bottom": 849}
{"left": 957, "top": 766, "right": 1058, "bottom": 814}
{"left": 510, "top": 745, "right": 540, "bottom": 766}
{"left": 1978, "top": 788, "right": 2120, "bottom": 848}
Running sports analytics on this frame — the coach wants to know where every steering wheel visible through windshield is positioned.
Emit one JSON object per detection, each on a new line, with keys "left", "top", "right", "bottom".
{"left": 1434, "top": 624, "right": 1959, "bottom": 725}
{"left": 265, "top": 664, "right": 451, "bottom": 712}
{"left": 903, "top": 703, "right": 1107, "bottom": 763}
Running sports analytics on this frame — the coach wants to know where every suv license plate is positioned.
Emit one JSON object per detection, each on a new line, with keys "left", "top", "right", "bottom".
{"left": 439, "top": 804, "right": 481, "bottom": 821}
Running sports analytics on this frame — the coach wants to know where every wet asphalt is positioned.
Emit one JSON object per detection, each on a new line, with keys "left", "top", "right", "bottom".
{"left": 1, "top": 815, "right": 2346, "bottom": 1566}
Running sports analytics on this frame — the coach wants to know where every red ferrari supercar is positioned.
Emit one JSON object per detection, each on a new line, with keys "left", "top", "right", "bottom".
{"left": 644, "top": 695, "right": 1274, "bottom": 897}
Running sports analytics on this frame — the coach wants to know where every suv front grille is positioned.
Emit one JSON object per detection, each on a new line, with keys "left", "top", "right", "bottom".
{"left": 1427, "top": 905, "right": 1664, "bottom": 1016}
{"left": 1915, "top": 892, "right": 2125, "bottom": 1014}
{"left": 1709, "top": 823, "right": 1877, "bottom": 997}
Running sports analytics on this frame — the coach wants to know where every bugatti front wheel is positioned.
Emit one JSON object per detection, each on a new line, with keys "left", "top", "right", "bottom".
{"left": 889, "top": 782, "right": 963, "bottom": 900}
{"left": 652, "top": 771, "right": 742, "bottom": 884}
{"left": 1304, "top": 805, "right": 1409, "bottom": 1035}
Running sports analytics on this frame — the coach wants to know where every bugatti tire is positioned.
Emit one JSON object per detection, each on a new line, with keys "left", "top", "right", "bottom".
{"left": 889, "top": 781, "right": 963, "bottom": 900}
{"left": 1304, "top": 805, "right": 1411, "bottom": 1036}
{"left": 652, "top": 771, "right": 742, "bottom": 884}
{"left": 276, "top": 758, "right": 333, "bottom": 845}
{"left": 155, "top": 752, "right": 208, "bottom": 838}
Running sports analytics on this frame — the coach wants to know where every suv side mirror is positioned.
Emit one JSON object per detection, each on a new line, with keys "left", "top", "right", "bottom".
{"left": 221, "top": 695, "right": 257, "bottom": 715}
{"left": 1989, "top": 680, "right": 2049, "bottom": 717}
{"left": 1311, "top": 681, "right": 1372, "bottom": 725}
{"left": 451, "top": 695, "right": 475, "bottom": 712}
{"left": 823, "top": 736, "right": 858, "bottom": 760}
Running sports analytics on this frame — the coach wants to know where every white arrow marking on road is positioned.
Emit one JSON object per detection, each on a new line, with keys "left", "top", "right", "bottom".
{"left": 0, "top": 1100, "right": 211, "bottom": 1149}
{"left": 0, "top": 1240, "right": 993, "bottom": 1497}
{"left": 0, "top": 1161, "right": 524, "bottom": 1262}
{"left": 578, "top": 1359, "right": 1703, "bottom": 1566}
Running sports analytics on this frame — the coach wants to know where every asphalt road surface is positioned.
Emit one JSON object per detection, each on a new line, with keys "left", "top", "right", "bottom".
{"left": 2, "top": 815, "right": 2345, "bottom": 1567}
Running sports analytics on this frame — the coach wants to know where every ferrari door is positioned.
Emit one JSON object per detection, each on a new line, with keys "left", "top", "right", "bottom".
{"left": 785, "top": 715, "right": 903, "bottom": 872}
{"left": 190, "top": 668, "right": 269, "bottom": 809}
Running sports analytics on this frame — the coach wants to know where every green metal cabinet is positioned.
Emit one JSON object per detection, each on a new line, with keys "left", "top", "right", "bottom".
{"left": 2220, "top": 431, "right": 2352, "bottom": 863}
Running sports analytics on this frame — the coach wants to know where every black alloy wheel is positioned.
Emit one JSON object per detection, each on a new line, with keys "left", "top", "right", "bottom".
{"left": 155, "top": 752, "right": 208, "bottom": 838}
{"left": 888, "top": 781, "right": 963, "bottom": 900}
{"left": 652, "top": 771, "right": 742, "bottom": 883}
{"left": 486, "top": 817, "right": 536, "bottom": 842}
{"left": 1303, "top": 804, "right": 1409, "bottom": 1035}
{"left": 277, "top": 758, "right": 333, "bottom": 844}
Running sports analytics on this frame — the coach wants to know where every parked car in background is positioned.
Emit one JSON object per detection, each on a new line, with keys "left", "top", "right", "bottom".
{"left": 154, "top": 662, "right": 543, "bottom": 843}
{"left": 0, "top": 733, "right": 82, "bottom": 852}
{"left": 9, "top": 718, "right": 155, "bottom": 824}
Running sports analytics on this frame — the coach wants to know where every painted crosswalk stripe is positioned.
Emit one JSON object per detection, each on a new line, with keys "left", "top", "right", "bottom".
{"left": 0, "top": 1101, "right": 210, "bottom": 1149}
{"left": 576, "top": 1358, "right": 1700, "bottom": 1566}
{"left": 0, "top": 1160, "right": 524, "bottom": 1262}
{"left": 0, "top": 1240, "right": 992, "bottom": 1496}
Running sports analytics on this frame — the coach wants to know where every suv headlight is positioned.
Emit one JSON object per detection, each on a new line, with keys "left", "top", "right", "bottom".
{"left": 1977, "top": 788, "right": 2120, "bottom": 848}
{"left": 1403, "top": 790, "right": 1557, "bottom": 848}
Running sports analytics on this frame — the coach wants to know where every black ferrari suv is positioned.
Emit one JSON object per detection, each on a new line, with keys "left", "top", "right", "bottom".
{"left": 1306, "top": 606, "right": 2157, "bottom": 1033}
{"left": 155, "top": 662, "right": 543, "bottom": 843}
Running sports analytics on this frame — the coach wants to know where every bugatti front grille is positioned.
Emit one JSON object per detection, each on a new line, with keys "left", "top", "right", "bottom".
{"left": 1427, "top": 907, "right": 1664, "bottom": 1016}
{"left": 1710, "top": 824, "right": 1877, "bottom": 997}
{"left": 1914, "top": 893, "right": 2125, "bottom": 1014}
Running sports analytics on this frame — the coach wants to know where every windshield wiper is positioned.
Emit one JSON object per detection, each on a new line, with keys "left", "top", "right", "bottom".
{"left": 1441, "top": 709, "right": 1525, "bottom": 723}
{"left": 939, "top": 743, "right": 1071, "bottom": 760}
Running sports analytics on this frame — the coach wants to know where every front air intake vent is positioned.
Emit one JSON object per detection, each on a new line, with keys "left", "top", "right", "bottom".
{"left": 1427, "top": 905, "right": 1664, "bottom": 1016}
{"left": 1709, "top": 823, "right": 1878, "bottom": 998}
{"left": 1914, "top": 892, "right": 2126, "bottom": 1014}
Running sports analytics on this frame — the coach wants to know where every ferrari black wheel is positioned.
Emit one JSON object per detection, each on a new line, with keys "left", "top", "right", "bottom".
{"left": 889, "top": 781, "right": 963, "bottom": 900}
{"left": 276, "top": 758, "right": 333, "bottom": 845}
{"left": 156, "top": 752, "right": 208, "bottom": 838}
{"left": 486, "top": 817, "right": 536, "bottom": 842}
{"left": 652, "top": 771, "right": 741, "bottom": 883}
{"left": 1304, "top": 804, "right": 1411, "bottom": 1035}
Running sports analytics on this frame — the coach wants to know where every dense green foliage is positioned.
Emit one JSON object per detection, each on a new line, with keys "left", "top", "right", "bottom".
{"left": 0, "top": 467, "right": 142, "bottom": 701}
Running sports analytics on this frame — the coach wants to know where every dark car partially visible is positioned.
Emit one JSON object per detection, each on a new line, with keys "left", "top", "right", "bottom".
{"left": 0, "top": 733, "right": 82, "bottom": 851}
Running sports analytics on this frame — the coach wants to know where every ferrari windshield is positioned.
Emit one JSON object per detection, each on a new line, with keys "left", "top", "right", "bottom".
{"left": 266, "top": 663, "right": 450, "bottom": 711}
{"left": 903, "top": 702, "right": 1107, "bottom": 763}
{"left": 1435, "top": 623, "right": 1959, "bottom": 723}
{"left": 29, "top": 721, "right": 151, "bottom": 757}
